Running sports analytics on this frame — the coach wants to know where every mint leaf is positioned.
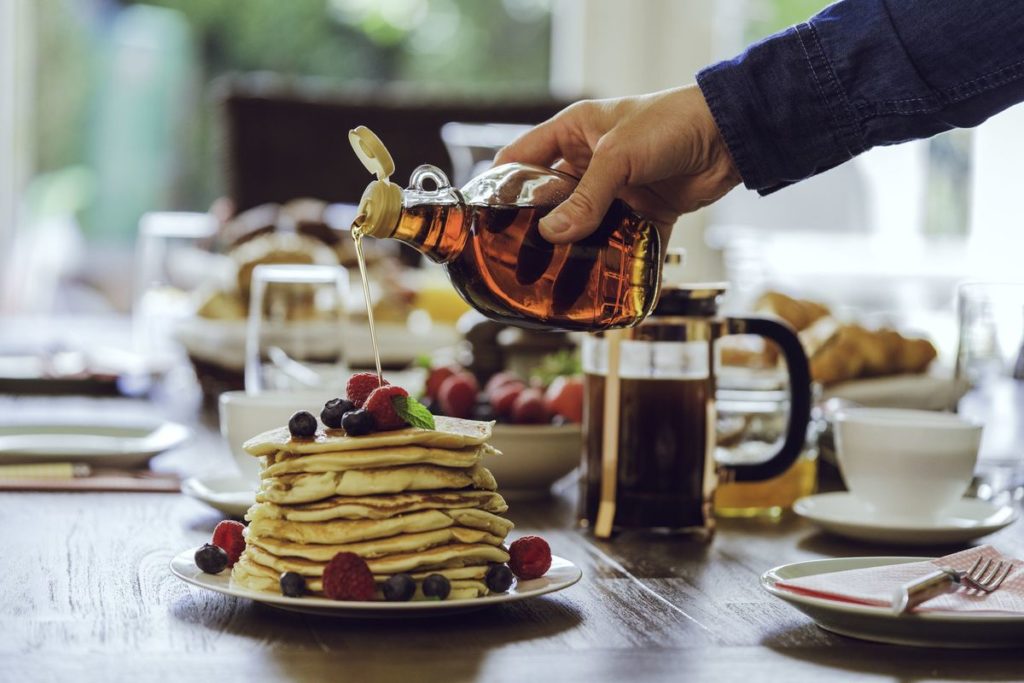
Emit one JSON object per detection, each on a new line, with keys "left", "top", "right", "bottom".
{"left": 391, "top": 395, "right": 436, "bottom": 430}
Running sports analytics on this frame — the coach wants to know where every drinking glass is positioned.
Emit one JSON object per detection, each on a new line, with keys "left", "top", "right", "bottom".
{"left": 245, "top": 264, "right": 350, "bottom": 394}
{"left": 133, "top": 211, "right": 218, "bottom": 361}
{"left": 954, "top": 282, "right": 1024, "bottom": 500}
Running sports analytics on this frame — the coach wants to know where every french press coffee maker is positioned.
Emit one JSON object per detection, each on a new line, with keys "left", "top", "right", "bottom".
{"left": 580, "top": 283, "right": 812, "bottom": 539}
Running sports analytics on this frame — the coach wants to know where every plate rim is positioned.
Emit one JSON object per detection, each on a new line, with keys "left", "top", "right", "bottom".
{"left": 0, "top": 418, "right": 190, "bottom": 457}
{"left": 170, "top": 546, "right": 582, "bottom": 613}
{"left": 793, "top": 492, "right": 1018, "bottom": 532}
{"left": 761, "top": 555, "right": 1024, "bottom": 623}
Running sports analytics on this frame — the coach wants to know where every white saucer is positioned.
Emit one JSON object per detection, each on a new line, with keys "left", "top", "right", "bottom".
{"left": 762, "top": 556, "right": 1024, "bottom": 647}
{"left": 181, "top": 475, "right": 256, "bottom": 518}
{"left": 0, "top": 419, "right": 189, "bottom": 467}
{"left": 794, "top": 492, "right": 1018, "bottom": 545}
{"left": 170, "top": 547, "right": 582, "bottom": 618}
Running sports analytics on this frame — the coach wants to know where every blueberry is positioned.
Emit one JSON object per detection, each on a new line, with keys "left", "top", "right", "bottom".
{"left": 420, "top": 397, "right": 441, "bottom": 415}
{"left": 279, "top": 571, "right": 308, "bottom": 598}
{"left": 422, "top": 573, "right": 451, "bottom": 600}
{"left": 341, "top": 408, "right": 376, "bottom": 436}
{"left": 485, "top": 564, "right": 514, "bottom": 593}
{"left": 321, "top": 398, "right": 355, "bottom": 429}
{"left": 194, "top": 543, "right": 228, "bottom": 574}
{"left": 288, "top": 411, "right": 317, "bottom": 438}
{"left": 382, "top": 573, "right": 416, "bottom": 602}
{"left": 550, "top": 414, "right": 568, "bottom": 427}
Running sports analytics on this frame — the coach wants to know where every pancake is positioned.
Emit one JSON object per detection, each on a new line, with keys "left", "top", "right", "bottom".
{"left": 244, "top": 416, "right": 494, "bottom": 457}
{"left": 248, "top": 507, "right": 514, "bottom": 544}
{"left": 246, "top": 541, "right": 510, "bottom": 575}
{"left": 246, "top": 490, "right": 508, "bottom": 523}
{"left": 257, "top": 463, "right": 498, "bottom": 504}
{"left": 260, "top": 443, "right": 495, "bottom": 478}
{"left": 231, "top": 555, "right": 491, "bottom": 599}
{"left": 249, "top": 526, "right": 505, "bottom": 561}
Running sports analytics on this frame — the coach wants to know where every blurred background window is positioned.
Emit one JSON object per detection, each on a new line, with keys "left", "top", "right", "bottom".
{"left": 702, "top": 0, "right": 1024, "bottom": 360}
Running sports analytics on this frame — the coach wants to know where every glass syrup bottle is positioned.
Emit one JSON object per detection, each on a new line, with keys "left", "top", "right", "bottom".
{"left": 348, "top": 126, "right": 663, "bottom": 331}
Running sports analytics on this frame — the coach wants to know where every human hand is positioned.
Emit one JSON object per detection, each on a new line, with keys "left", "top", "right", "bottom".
{"left": 493, "top": 85, "right": 740, "bottom": 243}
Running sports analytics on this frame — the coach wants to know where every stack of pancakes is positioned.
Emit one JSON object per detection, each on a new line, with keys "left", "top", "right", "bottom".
{"left": 231, "top": 416, "right": 513, "bottom": 600}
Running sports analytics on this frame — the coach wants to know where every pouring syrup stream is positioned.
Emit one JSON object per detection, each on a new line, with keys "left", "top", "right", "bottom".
{"left": 351, "top": 216, "right": 384, "bottom": 384}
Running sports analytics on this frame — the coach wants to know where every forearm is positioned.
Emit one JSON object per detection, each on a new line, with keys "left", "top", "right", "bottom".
{"left": 697, "top": 0, "right": 1024, "bottom": 194}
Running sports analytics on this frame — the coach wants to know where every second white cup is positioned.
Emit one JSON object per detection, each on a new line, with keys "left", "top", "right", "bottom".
{"left": 834, "top": 408, "right": 982, "bottom": 521}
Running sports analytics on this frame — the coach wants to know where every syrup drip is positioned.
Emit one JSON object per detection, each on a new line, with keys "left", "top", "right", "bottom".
{"left": 352, "top": 218, "right": 383, "bottom": 384}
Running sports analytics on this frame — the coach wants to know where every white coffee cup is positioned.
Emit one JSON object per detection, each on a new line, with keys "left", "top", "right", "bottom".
{"left": 834, "top": 408, "right": 983, "bottom": 521}
{"left": 219, "top": 390, "right": 336, "bottom": 484}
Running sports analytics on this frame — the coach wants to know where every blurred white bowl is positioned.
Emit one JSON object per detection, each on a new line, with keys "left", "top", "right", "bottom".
{"left": 484, "top": 423, "right": 582, "bottom": 496}
{"left": 834, "top": 407, "right": 982, "bottom": 521}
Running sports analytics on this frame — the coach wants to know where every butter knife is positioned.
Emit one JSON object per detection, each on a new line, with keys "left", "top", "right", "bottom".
{"left": 892, "top": 568, "right": 962, "bottom": 614}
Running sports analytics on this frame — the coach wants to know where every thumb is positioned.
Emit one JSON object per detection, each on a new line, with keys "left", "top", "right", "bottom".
{"left": 539, "top": 148, "right": 625, "bottom": 243}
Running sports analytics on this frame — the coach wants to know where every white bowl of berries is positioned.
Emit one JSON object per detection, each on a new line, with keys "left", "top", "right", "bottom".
{"left": 422, "top": 365, "right": 583, "bottom": 496}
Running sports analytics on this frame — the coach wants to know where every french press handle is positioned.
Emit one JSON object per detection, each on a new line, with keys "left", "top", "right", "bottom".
{"left": 718, "top": 316, "right": 812, "bottom": 482}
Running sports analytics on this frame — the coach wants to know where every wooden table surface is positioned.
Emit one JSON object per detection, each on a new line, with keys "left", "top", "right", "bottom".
{"left": 3, "top": 392, "right": 1023, "bottom": 683}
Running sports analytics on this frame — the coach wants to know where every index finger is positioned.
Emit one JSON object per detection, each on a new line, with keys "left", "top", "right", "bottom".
{"left": 493, "top": 118, "right": 564, "bottom": 167}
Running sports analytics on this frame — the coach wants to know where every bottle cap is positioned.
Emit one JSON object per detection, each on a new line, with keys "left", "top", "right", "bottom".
{"left": 349, "top": 126, "right": 395, "bottom": 180}
{"left": 348, "top": 126, "right": 401, "bottom": 238}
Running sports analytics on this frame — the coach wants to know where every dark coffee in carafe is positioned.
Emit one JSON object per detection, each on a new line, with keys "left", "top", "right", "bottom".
{"left": 582, "top": 374, "right": 712, "bottom": 530}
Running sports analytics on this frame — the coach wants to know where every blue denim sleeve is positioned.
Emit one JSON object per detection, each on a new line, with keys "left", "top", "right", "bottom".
{"left": 696, "top": 0, "right": 1024, "bottom": 194}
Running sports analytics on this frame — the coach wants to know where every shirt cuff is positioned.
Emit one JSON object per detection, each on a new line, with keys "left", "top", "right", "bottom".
{"left": 696, "top": 24, "right": 865, "bottom": 194}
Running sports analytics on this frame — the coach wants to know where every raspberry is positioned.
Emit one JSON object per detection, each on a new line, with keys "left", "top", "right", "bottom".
{"left": 211, "top": 520, "right": 246, "bottom": 567}
{"left": 364, "top": 385, "right": 410, "bottom": 431}
{"left": 322, "top": 552, "right": 376, "bottom": 601}
{"left": 508, "top": 536, "right": 552, "bottom": 580}
{"left": 346, "top": 372, "right": 389, "bottom": 408}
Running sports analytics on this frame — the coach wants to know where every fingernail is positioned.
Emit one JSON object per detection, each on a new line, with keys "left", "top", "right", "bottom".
{"left": 540, "top": 212, "right": 571, "bottom": 236}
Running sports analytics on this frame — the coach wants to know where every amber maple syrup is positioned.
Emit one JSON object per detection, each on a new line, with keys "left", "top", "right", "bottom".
{"left": 351, "top": 224, "right": 384, "bottom": 383}
{"left": 388, "top": 199, "right": 661, "bottom": 331}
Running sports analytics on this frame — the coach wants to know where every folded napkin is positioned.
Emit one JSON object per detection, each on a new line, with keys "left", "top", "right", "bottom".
{"left": 778, "top": 546, "right": 1024, "bottom": 613}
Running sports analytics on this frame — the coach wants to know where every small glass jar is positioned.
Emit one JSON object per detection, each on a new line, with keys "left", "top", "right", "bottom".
{"left": 713, "top": 386, "right": 822, "bottom": 518}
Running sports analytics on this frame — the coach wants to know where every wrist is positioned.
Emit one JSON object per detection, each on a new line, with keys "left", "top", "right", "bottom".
{"left": 691, "top": 85, "right": 742, "bottom": 195}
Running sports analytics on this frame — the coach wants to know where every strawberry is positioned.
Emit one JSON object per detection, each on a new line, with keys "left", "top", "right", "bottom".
{"left": 543, "top": 376, "right": 584, "bottom": 423}
{"left": 484, "top": 371, "right": 523, "bottom": 395}
{"left": 346, "top": 372, "right": 389, "bottom": 407}
{"left": 322, "top": 552, "right": 376, "bottom": 601}
{"left": 438, "top": 372, "right": 478, "bottom": 419}
{"left": 364, "top": 384, "right": 410, "bottom": 431}
{"left": 425, "top": 365, "right": 460, "bottom": 400}
{"left": 211, "top": 520, "right": 246, "bottom": 567}
{"left": 489, "top": 382, "right": 524, "bottom": 418}
{"left": 511, "top": 387, "right": 548, "bottom": 424}
{"left": 508, "top": 536, "right": 552, "bottom": 580}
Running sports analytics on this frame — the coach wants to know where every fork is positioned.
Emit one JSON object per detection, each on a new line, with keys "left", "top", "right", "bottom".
{"left": 892, "top": 556, "right": 1013, "bottom": 614}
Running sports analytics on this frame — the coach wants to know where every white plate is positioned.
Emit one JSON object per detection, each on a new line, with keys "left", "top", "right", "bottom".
{"left": 793, "top": 492, "right": 1018, "bottom": 545}
{"left": 822, "top": 372, "right": 962, "bottom": 412}
{"left": 181, "top": 475, "right": 256, "bottom": 518}
{"left": 762, "top": 556, "right": 1024, "bottom": 647}
{"left": 170, "top": 547, "right": 582, "bottom": 617}
{"left": 0, "top": 420, "right": 190, "bottom": 467}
